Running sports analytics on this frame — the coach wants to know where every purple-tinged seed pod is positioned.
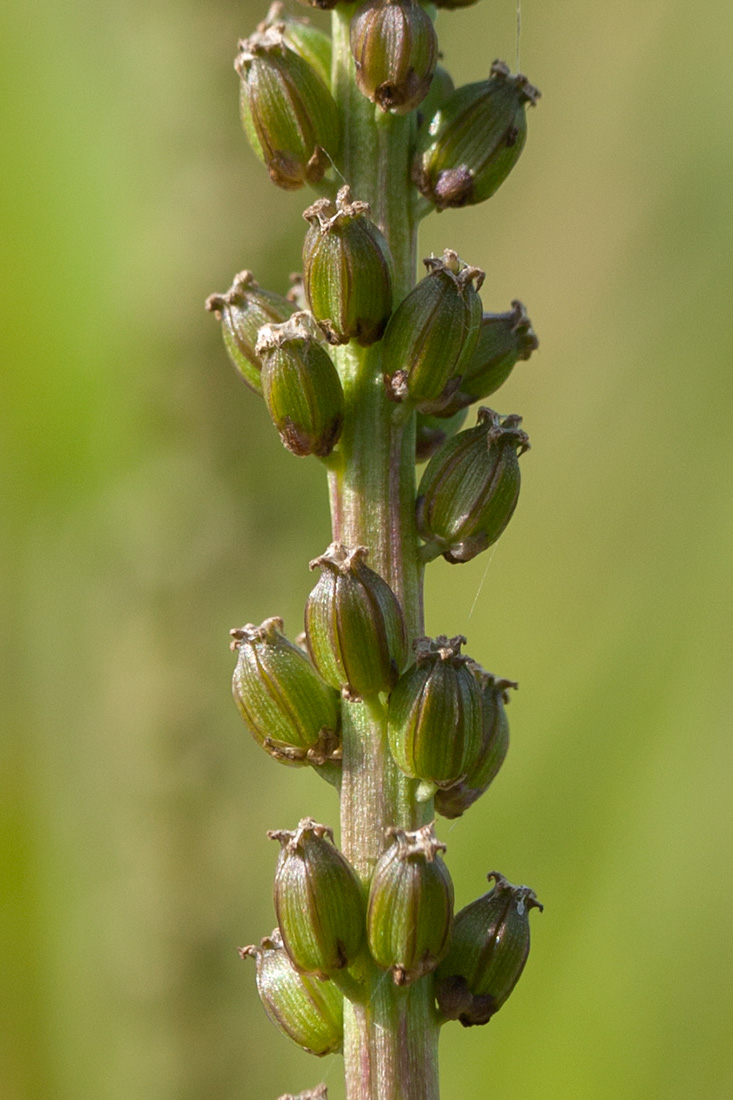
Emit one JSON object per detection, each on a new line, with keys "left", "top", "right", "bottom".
{"left": 256, "top": 312, "right": 344, "bottom": 457}
{"left": 350, "top": 0, "right": 438, "bottom": 115}
{"left": 303, "top": 186, "right": 393, "bottom": 346}
{"left": 205, "top": 271, "right": 296, "bottom": 395}
{"left": 435, "top": 667, "right": 514, "bottom": 818}
{"left": 229, "top": 617, "right": 341, "bottom": 768}
{"left": 413, "top": 60, "right": 540, "bottom": 210}
{"left": 240, "top": 929, "right": 343, "bottom": 1055}
{"left": 367, "top": 823, "right": 454, "bottom": 984}
{"left": 305, "top": 544, "right": 408, "bottom": 699}
{"left": 435, "top": 872, "right": 542, "bottom": 1026}
{"left": 235, "top": 26, "right": 341, "bottom": 191}
{"left": 268, "top": 818, "right": 365, "bottom": 979}
{"left": 387, "top": 635, "right": 484, "bottom": 789}
{"left": 416, "top": 407, "right": 530, "bottom": 563}
{"left": 382, "top": 249, "right": 484, "bottom": 411}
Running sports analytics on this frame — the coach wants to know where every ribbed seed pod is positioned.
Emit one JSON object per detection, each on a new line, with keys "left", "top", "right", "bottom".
{"left": 367, "top": 823, "right": 454, "bottom": 984}
{"left": 240, "top": 930, "right": 343, "bottom": 1055}
{"left": 256, "top": 312, "right": 344, "bottom": 457}
{"left": 416, "top": 407, "right": 530, "bottom": 563}
{"left": 382, "top": 250, "right": 484, "bottom": 411}
{"left": 413, "top": 60, "right": 540, "bottom": 210}
{"left": 433, "top": 301, "right": 539, "bottom": 418}
{"left": 269, "top": 819, "right": 365, "bottom": 979}
{"left": 435, "top": 872, "right": 542, "bottom": 1026}
{"left": 305, "top": 544, "right": 408, "bottom": 698}
{"left": 435, "top": 669, "right": 514, "bottom": 818}
{"left": 415, "top": 408, "right": 468, "bottom": 464}
{"left": 229, "top": 617, "right": 341, "bottom": 767}
{"left": 302, "top": 186, "right": 393, "bottom": 346}
{"left": 387, "top": 635, "right": 483, "bottom": 789}
{"left": 235, "top": 26, "right": 341, "bottom": 191}
{"left": 258, "top": 2, "right": 332, "bottom": 87}
{"left": 350, "top": 0, "right": 438, "bottom": 115}
{"left": 205, "top": 271, "right": 296, "bottom": 395}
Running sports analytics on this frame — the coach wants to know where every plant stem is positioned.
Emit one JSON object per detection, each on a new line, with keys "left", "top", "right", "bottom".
{"left": 330, "top": 10, "right": 439, "bottom": 1099}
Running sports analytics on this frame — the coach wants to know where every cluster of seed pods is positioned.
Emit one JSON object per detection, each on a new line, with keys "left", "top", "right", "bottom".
{"left": 207, "top": 0, "right": 544, "bottom": 1086}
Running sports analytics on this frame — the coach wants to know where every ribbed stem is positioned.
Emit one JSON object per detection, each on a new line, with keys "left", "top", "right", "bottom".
{"left": 330, "top": 10, "right": 439, "bottom": 1100}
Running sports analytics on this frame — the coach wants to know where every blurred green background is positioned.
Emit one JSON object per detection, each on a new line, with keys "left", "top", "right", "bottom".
{"left": 2, "top": 1, "right": 733, "bottom": 1098}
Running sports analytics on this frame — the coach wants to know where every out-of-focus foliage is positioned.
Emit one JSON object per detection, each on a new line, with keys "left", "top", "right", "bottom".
{"left": 1, "top": 2, "right": 732, "bottom": 1100}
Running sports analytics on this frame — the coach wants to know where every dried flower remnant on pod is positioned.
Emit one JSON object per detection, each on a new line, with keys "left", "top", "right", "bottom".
{"left": 207, "top": 0, "right": 545, "bottom": 1095}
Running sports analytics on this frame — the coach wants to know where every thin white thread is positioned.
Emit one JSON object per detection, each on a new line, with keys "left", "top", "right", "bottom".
{"left": 516, "top": 0, "right": 522, "bottom": 71}
{"left": 467, "top": 547, "right": 496, "bottom": 623}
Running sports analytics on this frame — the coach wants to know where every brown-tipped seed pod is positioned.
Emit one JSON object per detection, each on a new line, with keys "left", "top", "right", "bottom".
{"left": 413, "top": 60, "right": 540, "bottom": 210}
{"left": 240, "top": 929, "right": 344, "bottom": 1055}
{"left": 382, "top": 250, "right": 484, "bottom": 411}
{"left": 435, "top": 669, "right": 514, "bottom": 818}
{"left": 205, "top": 271, "right": 296, "bottom": 395}
{"left": 229, "top": 617, "right": 341, "bottom": 767}
{"left": 431, "top": 301, "right": 539, "bottom": 418}
{"left": 416, "top": 407, "right": 530, "bottom": 563}
{"left": 235, "top": 26, "right": 341, "bottom": 191}
{"left": 387, "top": 635, "right": 483, "bottom": 790}
{"left": 415, "top": 407, "right": 468, "bottom": 463}
{"left": 268, "top": 819, "right": 365, "bottom": 978}
{"left": 367, "top": 823, "right": 454, "bottom": 984}
{"left": 305, "top": 544, "right": 408, "bottom": 698}
{"left": 258, "top": 3, "right": 332, "bottom": 87}
{"left": 435, "top": 872, "right": 542, "bottom": 1026}
{"left": 350, "top": 0, "right": 438, "bottom": 115}
{"left": 302, "top": 186, "right": 393, "bottom": 346}
{"left": 256, "top": 312, "right": 344, "bottom": 457}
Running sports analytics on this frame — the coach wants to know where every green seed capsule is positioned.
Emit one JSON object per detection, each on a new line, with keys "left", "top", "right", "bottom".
{"left": 387, "top": 635, "right": 484, "bottom": 789}
{"left": 416, "top": 65, "right": 455, "bottom": 131}
{"left": 413, "top": 60, "right": 540, "bottom": 211}
{"left": 416, "top": 407, "right": 530, "bottom": 563}
{"left": 435, "top": 872, "right": 542, "bottom": 1026}
{"left": 258, "top": 2, "right": 332, "bottom": 88}
{"left": 382, "top": 250, "right": 484, "bottom": 411}
{"left": 415, "top": 408, "right": 468, "bottom": 464}
{"left": 432, "top": 301, "right": 539, "bottom": 418}
{"left": 305, "top": 544, "right": 408, "bottom": 699}
{"left": 302, "top": 186, "right": 393, "bottom": 346}
{"left": 235, "top": 26, "right": 341, "bottom": 191}
{"left": 350, "top": 0, "right": 438, "bottom": 115}
{"left": 435, "top": 669, "right": 514, "bottom": 818}
{"left": 269, "top": 819, "right": 365, "bottom": 979}
{"left": 240, "top": 929, "right": 343, "bottom": 1055}
{"left": 205, "top": 271, "right": 296, "bottom": 395}
{"left": 229, "top": 617, "right": 341, "bottom": 767}
{"left": 256, "top": 312, "right": 344, "bottom": 457}
{"left": 367, "top": 823, "right": 454, "bottom": 985}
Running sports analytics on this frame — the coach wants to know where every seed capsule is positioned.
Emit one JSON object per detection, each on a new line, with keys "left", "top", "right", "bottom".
{"left": 367, "top": 823, "right": 454, "bottom": 984}
{"left": 432, "top": 301, "right": 539, "bottom": 418}
{"left": 416, "top": 407, "right": 530, "bottom": 563}
{"left": 229, "top": 617, "right": 341, "bottom": 767}
{"left": 235, "top": 26, "right": 341, "bottom": 191}
{"left": 256, "top": 312, "right": 344, "bottom": 457}
{"left": 415, "top": 408, "right": 468, "bottom": 464}
{"left": 305, "top": 544, "right": 408, "bottom": 699}
{"left": 302, "top": 186, "right": 393, "bottom": 346}
{"left": 387, "top": 635, "right": 483, "bottom": 789}
{"left": 382, "top": 250, "right": 484, "bottom": 411}
{"left": 435, "top": 872, "right": 542, "bottom": 1026}
{"left": 258, "top": 2, "right": 332, "bottom": 87}
{"left": 205, "top": 271, "right": 296, "bottom": 395}
{"left": 416, "top": 65, "right": 455, "bottom": 131}
{"left": 350, "top": 0, "right": 438, "bottom": 115}
{"left": 240, "top": 930, "right": 343, "bottom": 1055}
{"left": 435, "top": 669, "right": 514, "bottom": 818}
{"left": 269, "top": 819, "right": 365, "bottom": 979}
{"left": 413, "top": 60, "right": 540, "bottom": 210}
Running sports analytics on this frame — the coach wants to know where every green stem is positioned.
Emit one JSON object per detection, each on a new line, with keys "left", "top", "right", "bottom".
{"left": 330, "top": 10, "right": 439, "bottom": 1100}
